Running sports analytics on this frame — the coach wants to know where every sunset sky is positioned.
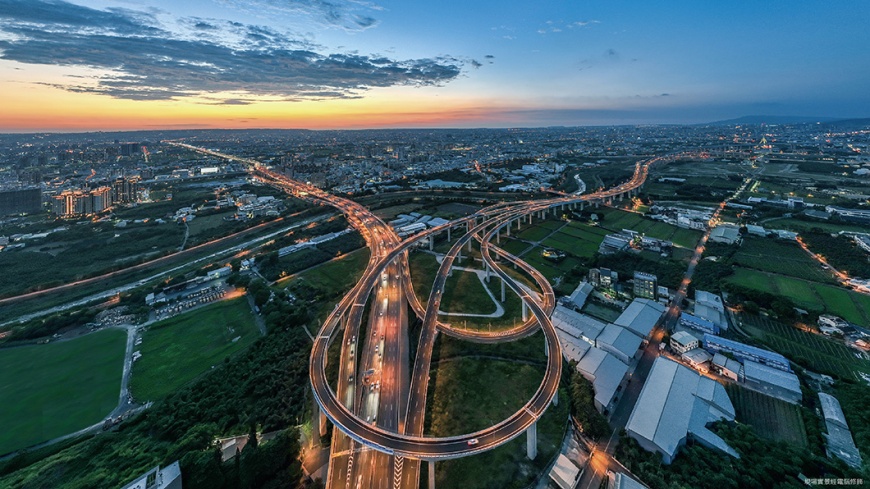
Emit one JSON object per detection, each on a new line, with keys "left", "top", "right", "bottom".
{"left": 1, "top": 0, "right": 869, "bottom": 132}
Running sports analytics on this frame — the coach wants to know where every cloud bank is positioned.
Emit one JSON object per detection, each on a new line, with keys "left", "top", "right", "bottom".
{"left": 0, "top": 0, "right": 463, "bottom": 102}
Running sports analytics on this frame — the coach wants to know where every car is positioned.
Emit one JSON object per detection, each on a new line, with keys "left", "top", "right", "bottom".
{"left": 467, "top": 438, "right": 479, "bottom": 446}
{"left": 348, "top": 374, "right": 354, "bottom": 382}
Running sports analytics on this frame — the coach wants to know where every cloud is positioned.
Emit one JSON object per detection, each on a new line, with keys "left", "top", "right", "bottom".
{"left": 218, "top": 0, "right": 382, "bottom": 32}
{"left": 538, "top": 19, "right": 599, "bottom": 34}
{"left": 470, "top": 60, "right": 483, "bottom": 69}
{"left": 0, "top": 0, "right": 463, "bottom": 102}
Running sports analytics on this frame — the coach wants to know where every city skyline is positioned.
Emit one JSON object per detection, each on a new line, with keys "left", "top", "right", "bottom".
{"left": 1, "top": 0, "right": 869, "bottom": 132}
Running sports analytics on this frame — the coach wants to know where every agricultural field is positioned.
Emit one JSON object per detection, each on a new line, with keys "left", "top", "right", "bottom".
{"left": 725, "top": 383, "right": 808, "bottom": 447}
{"left": 762, "top": 217, "right": 870, "bottom": 235}
{"left": 730, "top": 237, "right": 835, "bottom": 283}
{"left": 130, "top": 297, "right": 260, "bottom": 400}
{"left": 0, "top": 329, "right": 126, "bottom": 455}
{"left": 594, "top": 208, "right": 702, "bottom": 249}
{"left": 736, "top": 313, "right": 870, "bottom": 380}
{"left": 726, "top": 268, "right": 870, "bottom": 325}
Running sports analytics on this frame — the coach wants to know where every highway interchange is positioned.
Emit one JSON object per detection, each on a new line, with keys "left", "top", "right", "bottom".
{"left": 174, "top": 142, "right": 662, "bottom": 488}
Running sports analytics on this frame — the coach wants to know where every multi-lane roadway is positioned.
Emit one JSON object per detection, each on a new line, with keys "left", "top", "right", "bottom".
{"left": 176, "top": 142, "right": 663, "bottom": 487}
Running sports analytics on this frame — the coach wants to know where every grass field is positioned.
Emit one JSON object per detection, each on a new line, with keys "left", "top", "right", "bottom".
{"left": 0, "top": 329, "right": 126, "bottom": 455}
{"left": 186, "top": 210, "right": 238, "bottom": 237}
{"left": 726, "top": 268, "right": 870, "bottom": 325}
{"left": 737, "top": 313, "right": 870, "bottom": 380}
{"left": 409, "top": 251, "right": 441, "bottom": 307}
{"left": 725, "top": 383, "right": 808, "bottom": 447}
{"left": 731, "top": 237, "right": 835, "bottom": 284}
{"left": 426, "top": 356, "right": 568, "bottom": 489}
{"left": 439, "top": 270, "right": 498, "bottom": 315}
{"left": 130, "top": 297, "right": 260, "bottom": 400}
{"left": 280, "top": 248, "right": 370, "bottom": 292}
{"left": 594, "top": 208, "right": 702, "bottom": 249}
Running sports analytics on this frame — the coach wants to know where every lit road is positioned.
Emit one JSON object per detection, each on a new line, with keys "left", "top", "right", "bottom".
{"left": 176, "top": 142, "right": 665, "bottom": 487}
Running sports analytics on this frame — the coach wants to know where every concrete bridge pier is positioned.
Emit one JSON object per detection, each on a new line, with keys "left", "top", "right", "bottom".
{"left": 429, "top": 460, "right": 436, "bottom": 489}
{"left": 485, "top": 262, "right": 491, "bottom": 282}
{"left": 447, "top": 226, "right": 451, "bottom": 242}
{"left": 516, "top": 218, "right": 521, "bottom": 230}
{"left": 501, "top": 278, "right": 506, "bottom": 302}
{"left": 318, "top": 405, "right": 328, "bottom": 437}
{"left": 505, "top": 223, "right": 510, "bottom": 237}
{"left": 552, "top": 390, "right": 559, "bottom": 407}
{"left": 496, "top": 228, "right": 501, "bottom": 244}
{"left": 521, "top": 301, "right": 529, "bottom": 321}
{"left": 429, "top": 237, "right": 434, "bottom": 251}
{"left": 527, "top": 422, "right": 537, "bottom": 460}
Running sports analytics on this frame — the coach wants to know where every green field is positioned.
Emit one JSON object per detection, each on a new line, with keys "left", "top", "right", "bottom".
{"left": 737, "top": 313, "right": 870, "bottom": 380}
{"left": 0, "top": 329, "right": 126, "bottom": 455}
{"left": 439, "top": 270, "right": 498, "bottom": 315}
{"left": 727, "top": 268, "right": 870, "bottom": 324}
{"left": 293, "top": 248, "right": 370, "bottom": 291}
{"left": 725, "top": 384, "right": 808, "bottom": 447}
{"left": 409, "top": 251, "right": 441, "bottom": 307}
{"left": 426, "top": 356, "right": 568, "bottom": 489}
{"left": 731, "top": 237, "right": 835, "bottom": 283}
{"left": 130, "top": 298, "right": 260, "bottom": 400}
{"left": 594, "top": 208, "right": 702, "bottom": 249}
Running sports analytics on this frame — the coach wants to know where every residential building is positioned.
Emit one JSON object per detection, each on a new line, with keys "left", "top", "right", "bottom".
{"left": 670, "top": 331, "right": 699, "bottom": 355}
{"left": 589, "top": 267, "right": 618, "bottom": 288}
{"left": 625, "top": 357, "right": 739, "bottom": 464}
{"left": 633, "top": 271, "right": 658, "bottom": 300}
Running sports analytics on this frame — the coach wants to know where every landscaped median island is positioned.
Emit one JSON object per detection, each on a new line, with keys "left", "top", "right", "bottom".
{"left": 130, "top": 297, "right": 259, "bottom": 400}
{"left": 0, "top": 328, "right": 126, "bottom": 455}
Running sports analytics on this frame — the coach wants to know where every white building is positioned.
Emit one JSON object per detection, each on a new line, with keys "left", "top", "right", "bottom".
{"left": 576, "top": 347, "right": 630, "bottom": 414}
{"left": 120, "top": 462, "right": 182, "bottom": 489}
{"left": 670, "top": 331, "right": 699, "bottom": 355}
{"left": 596, "top": 324, "right": 644, "bottom": 365}
{"left": 614, "top": 298, "right": 666, "bottom": 338}
{"left": 625, "top": 357, "right": 739, "bottom": 464}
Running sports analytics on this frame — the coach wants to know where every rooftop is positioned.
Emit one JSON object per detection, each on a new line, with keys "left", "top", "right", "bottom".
{"left": 625, "top": 357, "right": 737, "bottom": 464}
{"left": 614, "top": 298, "right": 665, "bottom": 337}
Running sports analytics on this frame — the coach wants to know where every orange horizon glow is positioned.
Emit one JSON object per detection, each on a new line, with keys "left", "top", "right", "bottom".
{"left": 0, "top": 80, "right": 541, "bottom": 132}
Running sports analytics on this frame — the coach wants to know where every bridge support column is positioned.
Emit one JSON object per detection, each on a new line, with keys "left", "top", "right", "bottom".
{"left": 516, "top": 218, "right": 521, "bottom": 230}
{"left": 521, "top": 301, "right": 529, "bottom": 321}
{"left": 318, "top": 405, "right": 328, "bottom": 437}
{"left": 505, "top": 223, "right": 510, "bottom": 237}
{"left": 485, "top": 263, "right": 490, "bottom": 282}
{"left": 447, "top": 227, "right": 451, "bottom": 242}
{"left": 467, "top": 237, "right": 472, "bottom": 252}
{"left": 501, "top": 278, "right": 506, "bottom": 302}
{"left": 528, "top": 214, "right": 532, "bottom": 224}
{"left": 527, "top": 422, "right": 537, "bottom": 460}
{"left": 496, "top": 229, "right": 500, "bottom": 244}
{"left": 429, "top": 237, "right": 434, "bottom": 251}
{"left": 552, "top": 389, "right": 559, "bottom": 407}
{"left": 428, "top": 461, "right": 436, "bottom": 489}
